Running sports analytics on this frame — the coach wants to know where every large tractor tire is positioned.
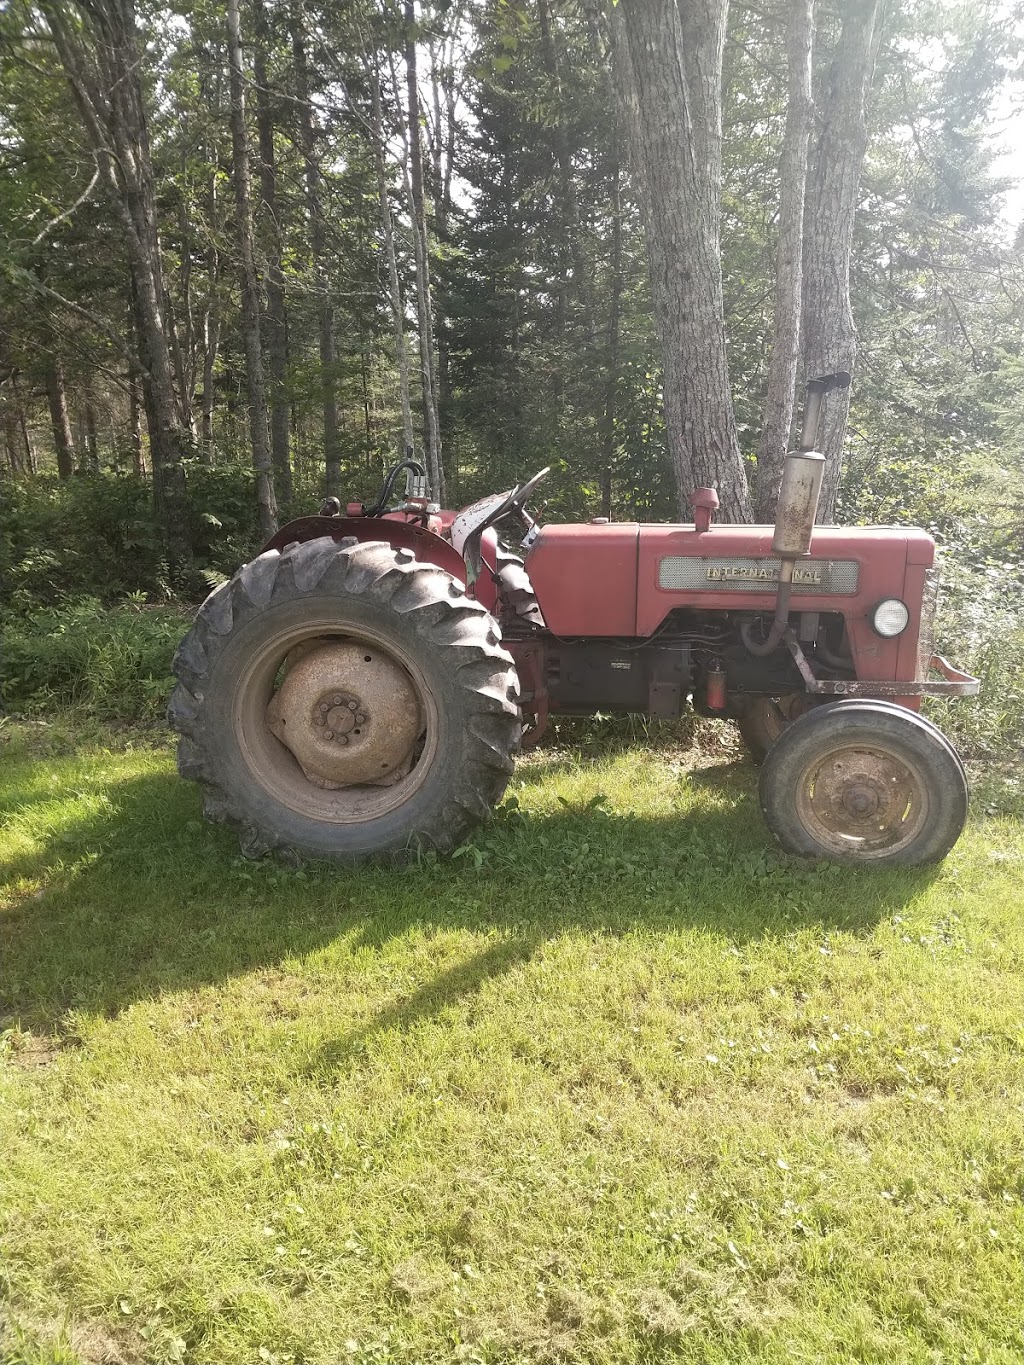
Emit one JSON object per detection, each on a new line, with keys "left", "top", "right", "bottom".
{"left": 758, "top": 699, "right": 968, "bottom": 866}
{"left": 168, "top": 537, "right": 521, "bottom": 862}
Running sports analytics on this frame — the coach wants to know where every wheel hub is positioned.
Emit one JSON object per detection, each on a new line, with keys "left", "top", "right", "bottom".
{"left": 835, "top": 772, "right": 888, "bottom": 821}
{"left": 313, "top": 691, "right": 367, "bottom": 744}
{"left": 802, "top": 745, "right": 921, "bottom": 850}
{"left": 266, "top": 641, "right": 421, "bottom": 788}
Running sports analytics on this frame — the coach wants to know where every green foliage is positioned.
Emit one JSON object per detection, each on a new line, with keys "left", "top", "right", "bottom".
{"left": 0, "top": 598, "right": 189, "bottom": 720}
{"left": 838, "top": 431, "right": 1024, "bottom": 761}
{"left": 1, "top": 476, "right": 166, "bottom": 608}
{"left": 0, "top": 468, "right": 292, "bottom": 610}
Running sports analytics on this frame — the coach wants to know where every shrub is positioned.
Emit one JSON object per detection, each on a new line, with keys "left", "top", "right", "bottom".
{"left": 0, "top": 598, "right": 191, "bottom": 721}
{"left": 0, "top": 467, "right": 313, "bottom": 611}
{"left": 927, "top": 557, "right": 1024, "bottom": 762}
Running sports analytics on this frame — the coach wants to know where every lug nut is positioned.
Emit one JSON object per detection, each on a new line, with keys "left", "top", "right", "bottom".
{"left": 356, "top": 714, "right": 366, "bottom": 725}
{"left": 347, "top": 699, "right": 357, "bottom": 711}
{"left": 339, "top": 734, "right": 349, "bottom": 745}
{"left": 324, "top": 730, "right": 334, "bottom": 740}
{"left": 333, "top": 694, "right": 343, "bottom": 705}
{"left": 319, "top": 703, "right": 329, "bottom": 714}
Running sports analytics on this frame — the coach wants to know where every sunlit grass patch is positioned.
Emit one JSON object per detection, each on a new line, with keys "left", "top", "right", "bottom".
{"left": 1, "top": 721, "right": 1023, "bottom": 1364}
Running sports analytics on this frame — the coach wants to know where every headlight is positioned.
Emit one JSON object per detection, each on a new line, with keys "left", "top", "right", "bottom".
{"left": 872, "top": 598, "right": 910, "bottom": 638}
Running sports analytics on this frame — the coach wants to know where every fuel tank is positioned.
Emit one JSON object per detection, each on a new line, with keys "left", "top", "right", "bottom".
{"left": 524, "top": 523, "right": 641, "bottom": 635}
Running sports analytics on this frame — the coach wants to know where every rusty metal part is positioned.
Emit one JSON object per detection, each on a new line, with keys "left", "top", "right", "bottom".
{"left": 740, "top": 560, "right": 795, "bottom": 657}
{"left": 741, "top": 693, "right": 818, "bottom": 752}
{"left": 266, "top": 641, "right": 420, "bottom": 787}
{"left": 511, "top": 641, "right": 549, "bottom": 747}
{"left": 795, "top": 743, "right": 928, "bottom": 857}
{"left": 784, "top": 630, "right": 979, "bottom": 697}
{"left": 772, "top": 451, "right": 826, "bottom": 557}
{"left": 706, "top": 659, "right": 727, "bottom": 710}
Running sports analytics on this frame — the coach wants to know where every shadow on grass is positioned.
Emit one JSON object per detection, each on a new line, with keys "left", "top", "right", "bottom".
{"left": 0, "top": 758, "right": 939, "bottom": 1039}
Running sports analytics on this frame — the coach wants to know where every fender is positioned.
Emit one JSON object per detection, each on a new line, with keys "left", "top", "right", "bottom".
{"left": 260, "top": 516, "right": 468, "bottom": 585}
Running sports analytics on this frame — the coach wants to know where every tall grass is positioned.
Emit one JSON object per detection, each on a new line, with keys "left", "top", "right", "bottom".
{"left": 0, "top": 599, "right": 190, "bottom": 722}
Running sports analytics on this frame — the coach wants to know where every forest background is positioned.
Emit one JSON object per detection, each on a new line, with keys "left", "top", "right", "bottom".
{"left": 0, "top": 0, "right": 1022, "bottom": 752}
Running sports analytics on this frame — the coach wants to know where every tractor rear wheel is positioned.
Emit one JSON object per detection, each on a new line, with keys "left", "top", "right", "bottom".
{"left": 168, "top": 537, "right": 521, "bottom": 862}
{"left": 758, "top": 699, "right": 968, "bottom": 866}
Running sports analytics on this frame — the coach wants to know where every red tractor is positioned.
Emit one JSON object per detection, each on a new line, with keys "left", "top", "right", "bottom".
{"left": 169, "top": 376, "right": 978, "bottom": 867}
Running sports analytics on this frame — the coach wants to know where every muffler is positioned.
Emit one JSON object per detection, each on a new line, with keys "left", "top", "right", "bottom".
{"left": 742, "top": 371, "right": 851, "bottom": 656}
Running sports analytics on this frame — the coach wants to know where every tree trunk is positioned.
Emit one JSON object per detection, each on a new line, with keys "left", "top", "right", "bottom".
{"left": 227, "top": 0, "right": 278, "bottom": 539}
{"left": 198, "top": 89, "right": 222, "bottom": 465}
{"left": 200, "top": 295, "right": 219, "bottom": 460}
{"left": 290, "top": 7, "right": 341, "bottom": 497}
{"left": 600, "top": 137, "right": 623, "bottom": 520}
{"left": 371, "top": 68, "right": 415, "bottom": 462}
{"left": 174, "top": 135, "right": 198, "bottom": 438}
{"left": 12, "top": 375, "right": 36, "bottom": 473}
{"left": 254, "top": 0, "right": 292, "bottom": 502}
{"left": 754, "top": 0, "right": 815, "bottom": 522}
{"left": 538, "top": 0, "right": 593, "bottom": 330}
{"left": 802, "top": 0, "right": 884, "bottom": 522}
{"left": 3, "top": 404, "right": 22, "bottom": 474}
{"left": 84, "top": 398, "right": 100, "bottom": 473}
{"left": 427, "top": 34, "right": 457, "bottom": 476}
{"left": 165, "top": 289, "right": 196, "bottom": 438}
{"left": 200, "top": 161, "right": 220, "bottom": 464}
{"left": 606, "top": 0, "right": 751, "bottom": 522}
{"left": 128, "top": 369, "right": 146, "bottom": 476}
{"left": 403, "top": 0, "right": 445, "bottom": 503}
{"left": 45, "top": 355, "right": 76, "bottom": 479}
{"left": 42, "top": 0, "right": 194, "bottom": 586}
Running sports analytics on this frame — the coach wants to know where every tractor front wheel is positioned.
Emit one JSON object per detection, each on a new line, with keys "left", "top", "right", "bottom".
{"left": 168, "top": 537, "right": 521, "bottom": 862}
{"left": 758, "top": 700, "right": 968, "bottom": 866}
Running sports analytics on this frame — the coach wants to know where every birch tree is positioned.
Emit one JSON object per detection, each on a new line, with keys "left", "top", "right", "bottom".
{"left": 371, "top": 66, "right": 415, "bottom": 463}
{"left": 227, "top": 0, "right": 278, "bottom": 538}
{"left": 403, "top": 0, "right": 445, "bottom": 502}
{"left": 802, "top": 0, "right": 884, "bottom": 522}
{"left": 605, "top": 0, "right": 752, "bottom": 522}
{"left": 254, "top": 0, "right": 292, "bottom": 501}
{"left": 754, "top": 0, "right": 815, "bottom": 521}
{"left": 290, "top": 6, "right": 342, "bottom": 497}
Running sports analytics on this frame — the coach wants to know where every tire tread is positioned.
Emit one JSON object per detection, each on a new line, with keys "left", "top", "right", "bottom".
{"left": 168, "top": 538, "right": 520, "bottom": 862}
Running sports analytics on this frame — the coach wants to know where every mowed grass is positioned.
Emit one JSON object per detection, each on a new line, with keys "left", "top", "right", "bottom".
{"left": 1, "top": 719, "right": 1023, "bottom": 1365}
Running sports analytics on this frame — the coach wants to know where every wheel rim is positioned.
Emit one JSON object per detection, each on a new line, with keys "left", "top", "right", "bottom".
{"left": 795, "top": 741, "right": 930, "bottom": 858}
{"left": 232, "top": 621, "right": 439, "bottom": 825}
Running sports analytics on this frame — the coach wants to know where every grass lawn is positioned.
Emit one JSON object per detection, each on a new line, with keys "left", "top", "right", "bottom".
{"left": 1, "top": 717, "right": 1022, "bottom": 1364}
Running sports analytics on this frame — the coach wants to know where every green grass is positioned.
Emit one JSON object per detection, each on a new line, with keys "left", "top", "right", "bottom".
{"left": 1, "top": 718, "right": 1023, "bottom": 1365}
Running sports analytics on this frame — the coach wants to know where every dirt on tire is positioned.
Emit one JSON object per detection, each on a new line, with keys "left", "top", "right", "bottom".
{"left": 168, "top": 537, "right": 521, "bottom": 863}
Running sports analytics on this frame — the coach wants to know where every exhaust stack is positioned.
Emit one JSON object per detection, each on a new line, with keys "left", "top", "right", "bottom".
{"left": 743, "top": 371, "right": 851, "bottom": 657}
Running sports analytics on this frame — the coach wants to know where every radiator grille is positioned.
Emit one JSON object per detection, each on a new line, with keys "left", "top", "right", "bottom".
{"left": 658, "top": 556, "right": 860, "bottom": 595}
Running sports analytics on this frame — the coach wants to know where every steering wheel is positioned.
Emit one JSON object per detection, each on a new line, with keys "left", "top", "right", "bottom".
{"left": 461, "top": 466, "right": 550, "bottom": 584}
{"left": 507, "top": 466, "right": 550, "bottom": 516}
{"left": 474, "top": 467, "right": 550, "bottom": 532}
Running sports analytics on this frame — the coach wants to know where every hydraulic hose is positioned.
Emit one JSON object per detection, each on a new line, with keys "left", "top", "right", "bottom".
{"left": 363, "top": 459, "right": 426, "bottom": 518}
